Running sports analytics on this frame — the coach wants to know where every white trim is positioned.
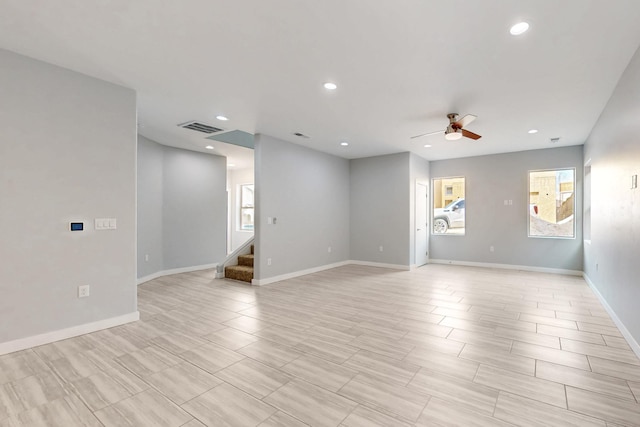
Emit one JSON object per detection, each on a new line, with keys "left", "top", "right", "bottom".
{"left": 137, "top": 263, "right": 218, "bottom": 285}
{"left": 252, "top": 260, "right": 412, "bottom": 286}
{"left": 252, "top": 261, "right": 351, "bottom": 286}
{"left": 429, "top": 259, "right": 582, "bottom": 276}
{"left": 415, "top": 180, "right": 430, "bottom": 268}
{"left": 583, "top": 273, "right": 640, "bottom": 359}
{"left": 348, "top": 260, "right": 411, "bottom": 271}
{"left": 0, "top": 311, "right": 139, "bottom": 356}
{"left": 411, "top": 260, "right": 431, "bottom": 271}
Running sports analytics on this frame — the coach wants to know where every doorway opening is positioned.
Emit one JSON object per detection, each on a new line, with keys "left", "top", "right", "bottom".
{"left": 415, "top": 182, "right": 429, "bottom": 267}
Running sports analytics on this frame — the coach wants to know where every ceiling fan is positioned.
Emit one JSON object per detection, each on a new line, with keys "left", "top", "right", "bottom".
{"left": 411, "top": 113, "right": 482, "bottom": 141}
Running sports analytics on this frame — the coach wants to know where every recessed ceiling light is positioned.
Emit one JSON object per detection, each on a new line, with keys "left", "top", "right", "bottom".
{"left": 510, "top": 22, "right": 530, "bottom": 36}
{"left": 323, "top": 82, "right": 337, "bottom": 90}
{"left": 528, "top": 129, "right": 538, "bottom": 134}
{"left": 340, "top": 142, "right": 349, "bottom": 146}
{"left": 216, "top": 115, "right": 229, "bottom": 121}
{"left": 228, "top": 163, "right": 236, "bottom": 167}
{"left": 205, "top": 145, "right": 214, "bottom": 150}
{"left": 424, "top": 144, "right": 432, "bottom": 148}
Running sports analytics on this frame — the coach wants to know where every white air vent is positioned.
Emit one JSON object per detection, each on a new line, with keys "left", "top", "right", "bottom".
{"left": 178, "top": 121, "right": 224, "bottom": 134}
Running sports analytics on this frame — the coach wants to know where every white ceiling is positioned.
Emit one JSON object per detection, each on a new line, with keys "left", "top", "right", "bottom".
{"left": 2, "top": 0, "right": 640, "bottom": 164}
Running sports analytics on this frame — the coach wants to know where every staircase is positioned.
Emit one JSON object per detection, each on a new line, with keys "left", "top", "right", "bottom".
{"left": 224, "top": 244, "right": 254, "bottom": 283}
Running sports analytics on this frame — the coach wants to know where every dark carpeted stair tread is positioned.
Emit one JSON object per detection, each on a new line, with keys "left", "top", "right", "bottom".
{"left": 225, "top": 265, "right": 253, "bottom": 283}
{"left": 238, "top": 254, "right": 254, "bottom": 267}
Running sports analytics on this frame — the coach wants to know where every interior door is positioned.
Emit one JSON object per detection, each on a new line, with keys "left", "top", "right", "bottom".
{"left": 415, "top": 183, "right": 429, "bottom": 266}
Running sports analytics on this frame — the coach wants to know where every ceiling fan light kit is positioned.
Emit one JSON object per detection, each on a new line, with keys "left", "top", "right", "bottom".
{"left": 412, "top": 113, "right": 482, "bottom": 141}
{"left": 445, "top": 129, "right": 463, "bottom": 140}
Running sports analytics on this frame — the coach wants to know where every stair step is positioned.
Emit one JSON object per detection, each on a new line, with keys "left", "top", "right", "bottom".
{"left": 225, "top": 265, "right": 253, "bottom": 283}
{"left": 251, "top": 244, "right": 254, "bottom": 255}
{"left": 238, "top": 254, "right": 254, "bottom": 267}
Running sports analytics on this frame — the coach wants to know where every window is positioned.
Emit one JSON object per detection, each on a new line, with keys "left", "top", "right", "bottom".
{"left": 528, "top": 168, "right": 575, "bottom": 238}
{"left": 432, "top": 176, "right": 465, "bottom": 235}
{"left": 240, "top": 184, "right": 254, "bottom": 231}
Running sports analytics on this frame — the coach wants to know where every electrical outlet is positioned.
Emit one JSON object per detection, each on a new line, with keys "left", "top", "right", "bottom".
{"left": 596, "top": 263, "right": 599, "bottom": 271}
{"left": 145, "top": 254, "right": 149, "bottom": 262}
{"left": 327, "top": 246, "right": 332, "bottom": 253}
{"left": 490, "top": 246, "right": 495, "bottom": 252}
{"left": 379, "top": 245, "right": 384, "bottom": 252}
{"left": 267, "top": 258, "right": 272, "bottom": 266}
{"left": 78, "top": 285, "right": 90, "bottom": 298}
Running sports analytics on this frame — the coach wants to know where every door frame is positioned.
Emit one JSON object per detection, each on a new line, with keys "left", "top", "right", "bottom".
{"left": 415, "top": 181, "right": 429, "bottom": 267}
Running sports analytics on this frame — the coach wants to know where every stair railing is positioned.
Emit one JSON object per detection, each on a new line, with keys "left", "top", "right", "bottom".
{"left": 216, "top": 237, "right": 255, "bottom": 278}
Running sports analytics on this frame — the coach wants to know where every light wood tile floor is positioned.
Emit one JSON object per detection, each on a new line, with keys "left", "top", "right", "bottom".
{"left": 2, "top": 264, "right": 640, "bottom": 426}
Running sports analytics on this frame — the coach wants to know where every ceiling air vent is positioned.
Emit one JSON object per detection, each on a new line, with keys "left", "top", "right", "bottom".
{"left": 178, "top": 121, "right": 224, "bottom": 134}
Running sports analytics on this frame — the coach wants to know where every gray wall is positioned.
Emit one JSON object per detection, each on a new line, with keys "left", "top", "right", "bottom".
{"left": 254, "top": 135, "right": 350, "bottom": 280}
{"left": 137, "top": 137, "right": 227, "bottom": 278}
{"left": 0, "top": 49, "right": 137, "bottom": 343}
{"left": 430, "top": 146, "right": 584, "bottom": 271}
{"left": 410, "top": 153, "right": 430, "bottom": 266}
{"left": 162, "top": 146, "right": 227, "bottom": 269}
{"left": 137, "top": 137, "right": 164, "bottom": 277}
{"left": 584, "top": 46, "right": 640, "bottom": 342}
{"left": 350, "top": 152, "right": 411, "bottom": 266}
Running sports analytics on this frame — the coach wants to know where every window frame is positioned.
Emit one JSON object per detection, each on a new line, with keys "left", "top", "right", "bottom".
{"left": 432, "top": 176, "right": 466, "bottom": 236}
{"left": 239, "top": 183, "right": 254, "bottom": 231}
{"left": 527, "top": 167, "right": 576, "bottom": 239}
{"left": 583, "top": 160, "right": 591, "bottom": 244}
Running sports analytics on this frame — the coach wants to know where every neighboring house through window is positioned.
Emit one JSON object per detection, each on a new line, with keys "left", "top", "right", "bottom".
{"left": 433, "top": 177, "right": 465, "bottom": 235}
{"left": 528, "top": 168, "right": 575, "bottom": 238}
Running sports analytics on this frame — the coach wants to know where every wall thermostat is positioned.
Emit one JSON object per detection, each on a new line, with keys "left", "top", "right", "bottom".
{"left": 70, "top": 222, "right": 84, "bottom": 231}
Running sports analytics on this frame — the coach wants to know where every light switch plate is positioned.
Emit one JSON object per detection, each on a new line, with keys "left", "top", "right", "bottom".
{"left": 95, "top": 218, "right": 117, "bottom": 230}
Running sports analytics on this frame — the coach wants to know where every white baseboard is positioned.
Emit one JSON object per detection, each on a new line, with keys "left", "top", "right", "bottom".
{"left": 137, "top": 263, "right": 218, "bottom": 285}
{"left": 583, "top": 273, "right": 640, "bottom": 359}
{"left": 0, "top": 311, "right": 140, "bottom": 356}
{"left": 252, "top": 260, "right": 411, "bottom": 286}
{"left": 252, "top": 261, "right": 352, "bottom": 286}
{"left": 429, "top": 259, "right": 582, "bottom": 276}
{"left": 348, "top": 260, "right": 411, "bottom": 271}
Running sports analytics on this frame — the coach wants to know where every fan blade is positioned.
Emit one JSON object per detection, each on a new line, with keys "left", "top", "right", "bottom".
{"left": 410, "top": 130, "right": 443, "bottom": 139}
{"left": 461, "top": 129, "right": 482, "bottom": 140}
{"left": 454, "top": 114, "right": 477, "bottom": 129}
